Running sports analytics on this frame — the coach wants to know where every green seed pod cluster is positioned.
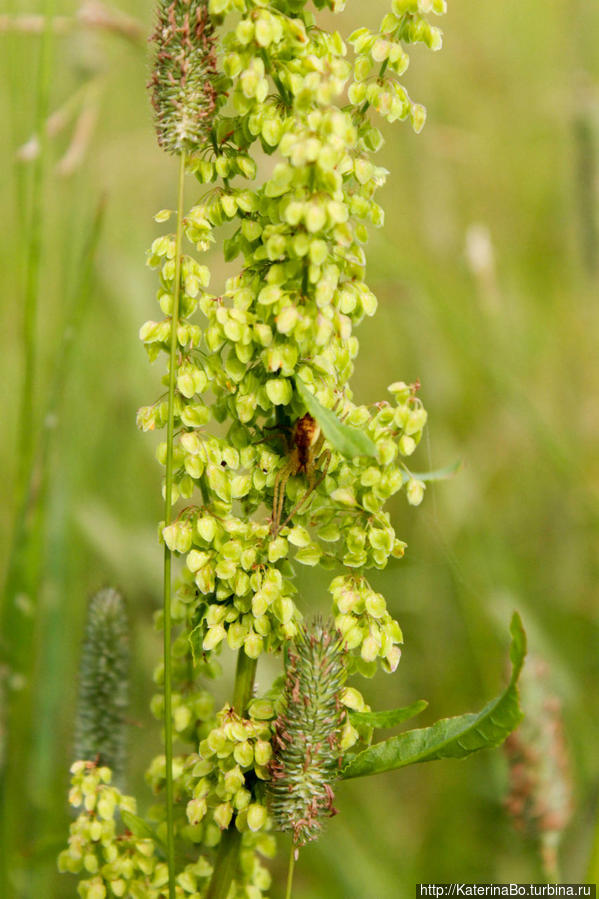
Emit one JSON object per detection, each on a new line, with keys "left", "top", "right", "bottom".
{"left": 62, "top": 0, "right": 448, "bottom": 894}
{"left": 185, "top": 704, "right": 273, "bottom": 833}
{"left": 149, "top": 0, "right": 219, "bottom": 155}
{"left": 268, "top": 621, "right": 347, "bottom": 846}
{"left": 74, "top": 589, "right": 129, "bottom": 781}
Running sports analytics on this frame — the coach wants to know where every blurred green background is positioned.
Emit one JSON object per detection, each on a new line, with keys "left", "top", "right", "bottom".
{"left": 1, "top": 0, "right": 598, "bottom": 896}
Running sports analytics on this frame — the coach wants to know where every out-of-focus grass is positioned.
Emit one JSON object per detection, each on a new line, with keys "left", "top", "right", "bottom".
{"left": 1, "top": 0, "right": 598, "bottom": 896}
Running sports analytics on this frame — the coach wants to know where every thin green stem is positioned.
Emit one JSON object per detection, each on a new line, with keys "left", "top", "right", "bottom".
{"left": 16, "top": 0, "right": 55, "bottom": 502}
{"left": 285, "top": 844, "right": 296, "bottom": 899}
{"left": 206, "top": 649, "right": 257, "bottom": 899}
{"left": 232, "top": 650, "right": 257, "bottom": 713}
{"left": 163, "top": 150, "right": 187, "bottom": 899}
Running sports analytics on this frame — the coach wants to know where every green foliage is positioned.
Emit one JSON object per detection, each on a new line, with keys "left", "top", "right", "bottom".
{"left": 120, "top": 810, "right": 166, "bottom": 849}
{"left": 74, "top": 589, "right": 129, "bottom": 781}
{"left": 342, "top": 613, "right": 526, "bottom": 779}
{"left": 349, "top": 699, "right": 428, "bottom": 729}
{"left": 294, "top": 378, "right": 378, "bottom": 459}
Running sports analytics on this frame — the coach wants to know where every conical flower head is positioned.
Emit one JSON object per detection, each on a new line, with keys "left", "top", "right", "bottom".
{"left": 268, "top": 620, "right": 347, "bottom": 846}
{"left": 149, "top": 0, "right": 218, "bottom": 155}
{"left": 74, "top": 588, "right": 129, "bottom": 780}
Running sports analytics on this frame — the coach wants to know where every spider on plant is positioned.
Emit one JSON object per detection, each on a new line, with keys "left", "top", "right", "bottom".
{"left": 270, "top": 413, "right": 331, "bottom": 537}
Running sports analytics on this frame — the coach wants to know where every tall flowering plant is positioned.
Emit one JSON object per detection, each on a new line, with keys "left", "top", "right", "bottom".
{"left": 59, "top": 2, "right": 526, "bottom": 897}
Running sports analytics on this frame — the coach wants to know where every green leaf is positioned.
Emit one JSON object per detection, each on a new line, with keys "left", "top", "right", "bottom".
{"left": 120, "top": 810, "right": 165, "bottom": 851}
{"left": 350, "top": 700, "right": 428, "bottom": 729}
{"left": 188, "top": 615, "right": 207, "bottom": 666}
{"left": 295, "top": 379, "right": 378, "bottom": 459}
{"left": 342, "top": 613, "right": 526, "bottom": 780}
{"left": 401, "top": 459, "right": 461, "bottom": 483}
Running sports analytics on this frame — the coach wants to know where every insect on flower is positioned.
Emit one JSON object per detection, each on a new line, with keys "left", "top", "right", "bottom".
{"left": 271, "top": 413, "right": 331, "bottom": 537}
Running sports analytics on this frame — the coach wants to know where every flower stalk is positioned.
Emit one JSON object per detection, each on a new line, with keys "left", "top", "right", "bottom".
{"left": 162, "top": 148, "right": 187, "bottom": 899}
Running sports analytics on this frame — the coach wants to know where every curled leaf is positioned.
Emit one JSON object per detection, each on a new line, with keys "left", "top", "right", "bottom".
{"left": 295, "top": 379, "right": 377, "bottom": 459}
{"left": 349, "top": 700, "right": 429, "bottom": 730}
{"left": 342, "top": 613, "right": 526, "bottom": 779}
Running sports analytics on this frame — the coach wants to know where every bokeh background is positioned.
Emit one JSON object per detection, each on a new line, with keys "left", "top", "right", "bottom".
{"left": 1, "top": 0, "right": 598, "bottom": 895}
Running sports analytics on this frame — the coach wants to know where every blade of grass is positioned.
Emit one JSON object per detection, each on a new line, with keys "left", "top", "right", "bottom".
{"left": 15, "top": 0, "right": 55, "bottom": 503}
{"left": 27, "top": 200, "right": 106, "bottom": 895}
{"left": 0, "top": 198, "right": 104, "bottom": 897}
{"left": 0, "top": 0, "right": 55, "bottom": 889}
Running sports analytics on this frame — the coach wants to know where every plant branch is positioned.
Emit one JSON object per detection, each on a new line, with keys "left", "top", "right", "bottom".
{"left": 232, "top": 650, "right": 257, "bottom": 714}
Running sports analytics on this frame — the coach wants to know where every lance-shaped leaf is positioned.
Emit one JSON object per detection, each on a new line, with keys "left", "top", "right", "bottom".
{"left": 121, "top": 810, "right": 166, "bottom": 853}
{"left": 295, "top": 379, "right": 377, "bottom": 459}
{"left": 342, "top": 613, "right": 526, "bottom": 780}
{"left": 350, "top": 700, "right": 429, "bottom": 730}
{"left": 401, "top": 459, "right": 461, "bottom": 483}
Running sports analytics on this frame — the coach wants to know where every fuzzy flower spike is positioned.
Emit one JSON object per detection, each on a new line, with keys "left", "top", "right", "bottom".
{"left": 149, "top": 0, "right": 219, "bottom": 155}
{"left": 269, "top": 621, "right": 348, "bottom": 848}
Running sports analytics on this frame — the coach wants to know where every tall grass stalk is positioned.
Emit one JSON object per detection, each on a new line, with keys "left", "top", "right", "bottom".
{"left": 573, "top": 109, "right": 598, "bottom": 278}
{"left": 1, "top": 196, "right": 104, "bottom": 897}
{"left": 1, "top": 0, "right": 55, "bottom": 890}
{"left": 16, "top": 0, "right": 55, "bottom": 501}
{"left": 162, "top": 150, "right": 187, "bottom": 899}
{"left": 28, "top": 198, "right": 105, "bottom": 889}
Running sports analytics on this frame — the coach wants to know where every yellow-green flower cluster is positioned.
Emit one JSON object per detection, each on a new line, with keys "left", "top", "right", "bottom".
{"left": 349, "top": 0, "right": 446, "bottom": 131}
{"left": 60, "top": 761, "right": 274, "bottom": 898}
{"left": 61, "top": 0, "right": 449, "bottom": 894}
{"left": 162, "top": 509, "right": 302, "bottom": 655}
{"left": 58, "top": 762, "right": 167, "bottom": 898}
{"left": 128, "top": 0, "right": 447, "bottom": 892}
{"left": 330, "top": 575, "right": 404, "bottom": 674}
{"left": 186, "top": 704, "right": 274, "bottom": 836}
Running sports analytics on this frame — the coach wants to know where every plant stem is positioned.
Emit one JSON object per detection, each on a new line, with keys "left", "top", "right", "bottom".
{"left": 16, "top": 0, "right": 55, "bottom": 503}
{"left": 206, "top": 649, "right": 257, "bottom": 899}
{"left": 285, "top": 844, "right": 296, "bottom": 899}
{"left": 163, "top": 150, "right": 187, "bottom": 899}
{"left": 232, "top": 650, "right": 257, "bottom": 714}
